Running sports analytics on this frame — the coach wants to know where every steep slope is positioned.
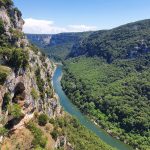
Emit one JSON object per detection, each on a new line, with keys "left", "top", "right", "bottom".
{"left": 70, "top": 19, "right": 150, "bottom": 62}
{"left": 0, "top": 1, "right": 61, "bottom": 149}
{"left": 62, "top": 20, "right": 150, "bottom": 150}
{"left": 0, "top": 1, "right": 115, "bottom": 150}
{"left": 27, "top": 32, "right": 92, "bottom": 61}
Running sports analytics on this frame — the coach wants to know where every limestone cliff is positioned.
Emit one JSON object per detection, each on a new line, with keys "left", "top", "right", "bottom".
{"left": 0, "top": 0, "right": 62, "bottom": 147}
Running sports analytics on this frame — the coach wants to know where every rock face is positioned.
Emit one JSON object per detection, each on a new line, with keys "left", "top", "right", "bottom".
{"left": 0, "top": 1, "right": 61, "bottom": 128}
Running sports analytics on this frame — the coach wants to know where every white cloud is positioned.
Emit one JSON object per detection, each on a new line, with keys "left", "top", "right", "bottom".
{"left": 68, "top": 25, "right": 97, "bottom": 32}
{"left": 23, "top": 18, "right": 97, "bottom": 34}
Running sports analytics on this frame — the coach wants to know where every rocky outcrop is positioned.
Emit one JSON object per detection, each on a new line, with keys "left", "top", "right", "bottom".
{"left": 0, "top": 0, "right": 61, "bottom": 131}
{"left": 0, "top": 1, "right": 64, "bottom": 149}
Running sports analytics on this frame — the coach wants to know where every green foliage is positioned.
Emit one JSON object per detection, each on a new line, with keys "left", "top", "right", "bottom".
{"left": 29, "top": 44, "right": 40, "bottom": 54}
{"left": 62, "top": 56, "right": 150, "bottom": 150}
{"left": 8, "top": 48, "right": 29, "bottom": 71}
{"left": 49, "top": 118, "right": 55, "bottom": 124}
{"left": 31, "top": 88, "right": 39, "bottom": 101}
{"left": 50, "top": 130, "right": 58, "bottom": 141}
{"left": 27, "top": 32, "right": 92, "bottom": 61}
{"left": 50, "top": 115, "right": 114, "bottom": 150}
{"left": 2, "top": 92, "right": 11, "bottom": 111}
{"left": 0, "top": 19, "right": 5, "bottom": 35}
{"left": 35, "top": 67, "right": 45, "bottom": 99}
{"left": 0, "top": 0, "right": 14, "bottom": 7}
{"left": 14, "top": 7, "right": 22, "bottom": 18}
{"left": 38, "top": 114, "right": 48, "bottom": 126}
{"left": 26, "top": 121, "right": 47, "bottom": 148}
{"left": 0, "top": 127, "right": 8, "bottom": 136}
{"left": 9, "top": 28, "right": 24, "bottom": 41}
{"left": 70, "top": 19, "right": 150, "bottom": 63}
{"left": 0, "top": 65, "right": 11, "bottom": 85}
{"left": 8, "top": 104, "right": 22, "bottom": 118}
{"left": 0, "top": 19, "right": 9, "bottom": 46}
{"left": 0, "top": 47, "right": 29, "bottom": 71}
{"left": 0, "top": 72, "right": 7, "bottom": 85}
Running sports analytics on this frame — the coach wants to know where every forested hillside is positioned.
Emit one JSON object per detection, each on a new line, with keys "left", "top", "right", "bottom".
{"left": 27, "top": 32, "right": 91, "bottom": 61}
{"left": 62, "top": 19, "right": 150, "bottom": 150}
{"left": 70, "top": 19, "right": 150, "bottom": 62}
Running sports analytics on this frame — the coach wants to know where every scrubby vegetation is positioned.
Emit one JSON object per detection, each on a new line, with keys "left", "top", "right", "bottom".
{"left": 50, "top": 115, "right": 114, "bottom": 150}
{"left": 0, "top": 0, "right": 14, "bottom": 7}
{"left": 0, "top": 47, "right": 29, "bottom": 72}
{"left": 2, "top": 92, "right": 11, "bottom": 111}
{"left": 35, "top": 67, "right": 45, "bottom": 98}
{"left": 8, "top": 103, "right": 23, "bottom": 118}
{"left": 0, "top": 65, "right": 11, "bottom": 85}
{"left": 0, "top": 127, "right": 8, "bottom": 136}
{"left": 26, "top": 121, "right": 47, "bottom": 149}
{"left": 38, "top": 113, "right": 48, "bottom": 126}
{"left": 31, "top": 88, "right": 39, "bottom": 101}
{"left": 0, "top": 19, "right": 5, "bottom": 35}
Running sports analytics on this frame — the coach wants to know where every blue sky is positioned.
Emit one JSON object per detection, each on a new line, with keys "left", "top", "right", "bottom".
{"left": 13, "top": 0, "right": 150, "bottom": 34}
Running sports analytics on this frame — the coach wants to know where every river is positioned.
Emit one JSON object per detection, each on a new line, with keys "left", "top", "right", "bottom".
{"left": 52, "top": 65, "right": 133, "bottom": 150}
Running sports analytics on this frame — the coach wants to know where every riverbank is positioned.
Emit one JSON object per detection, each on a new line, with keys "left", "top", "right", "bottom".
{"left": 52, "top": 66, "right": 133, "bottom": 150}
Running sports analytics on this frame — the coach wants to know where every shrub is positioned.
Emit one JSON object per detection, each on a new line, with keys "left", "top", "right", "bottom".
{"left": 49, "top": 118, "right": 55, "bottom": 124}
{"left": 8, "top": 104, "right": 22, "bottom": 118}
{"left": 35, "top": 67, "right": 45, "bottom": 94}
{"left": 0, "top": 0, "right": 14, "bottom": 6}
{"left": 10, "top": 29, "right": 24, "bottom": 41}
{"left": 0, "top": 65, "right": 11, "bottom": 85}
{"left": 38, "top": 113, "right": 48, "bottom": 126}
{"left": 0, "top": 127, "right": 8, "bottom": 136}
{"left": 26, "top": 121, "right": 47, "bottom": 148}
{"left": 31, "top": 88, "right": 39, "bottom": 101}
{"left": 8, "top": 48, "right": 29, "bottom": 71}
{"left": 0, "top": 19, "right": 5, "bottom": 35}
{"left": 2, "top": 92, "right": 11, "bottom": 111}
{"left": 0, "top": 72, "right": 8, "bottom": 85}
{"left": 50, "top": 130, "right": 58, "bottom": 141}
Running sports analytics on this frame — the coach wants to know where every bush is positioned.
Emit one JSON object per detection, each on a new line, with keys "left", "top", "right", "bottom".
{"left": 31, "top": 88, "right": 39, "bottom": 101}
{"left": 2, "top": 92, "right": 11, "bottom": 111}
{"left": 0, "top": 127, "right": 8, "bottom": 136}
{"left": 38, "top": 114, "right": 48, "bottom": 126}
{"left": 0, "top": 0, "right": 14, "bottom": 6}
{"left": 26, "top": 121, "right": 47, "bottom": 148}
{"left": 0, "top": 72, "right": 7, "bottom": 85}
{"left": 49, "top": 118, "right": 55, "bottom": 124}
{"left": 8, "top": 48, "right": 29, "bottom": 71}
{"left": 0, "top": 66, "right": 11, "bottom": 85}
{"left": 8, "top": 104, "right": 22, "bottom": 118}
{"left": 35, "top": 67, "right": 45, "bottom": 95}
{"left": 9, "top": 29, "right": 24, "bottom": 41}
{"left": 0, "top": 19, "right": 5, "bottom": 34}
{"left": 50, "top": 130, "right": 58, "bottom": 141}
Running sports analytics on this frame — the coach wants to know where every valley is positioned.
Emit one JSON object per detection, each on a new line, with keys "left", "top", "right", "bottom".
{"left": 29, "top": 19, "right": 150, "bottom": 150}
{"left": 0, "top": 0, "right": 150, "bottom": 150}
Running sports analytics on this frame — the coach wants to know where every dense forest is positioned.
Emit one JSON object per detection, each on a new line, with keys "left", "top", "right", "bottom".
{"left": 61, "top": 19, "right": 150, "bottom": 150}
{"left": 70, "top": 19, "right": 150, "bottom": 62}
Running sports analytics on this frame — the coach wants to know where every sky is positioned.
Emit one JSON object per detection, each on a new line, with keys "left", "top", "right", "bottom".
{"left": 13, "top": 0, "right": 150, "bottom": 34}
